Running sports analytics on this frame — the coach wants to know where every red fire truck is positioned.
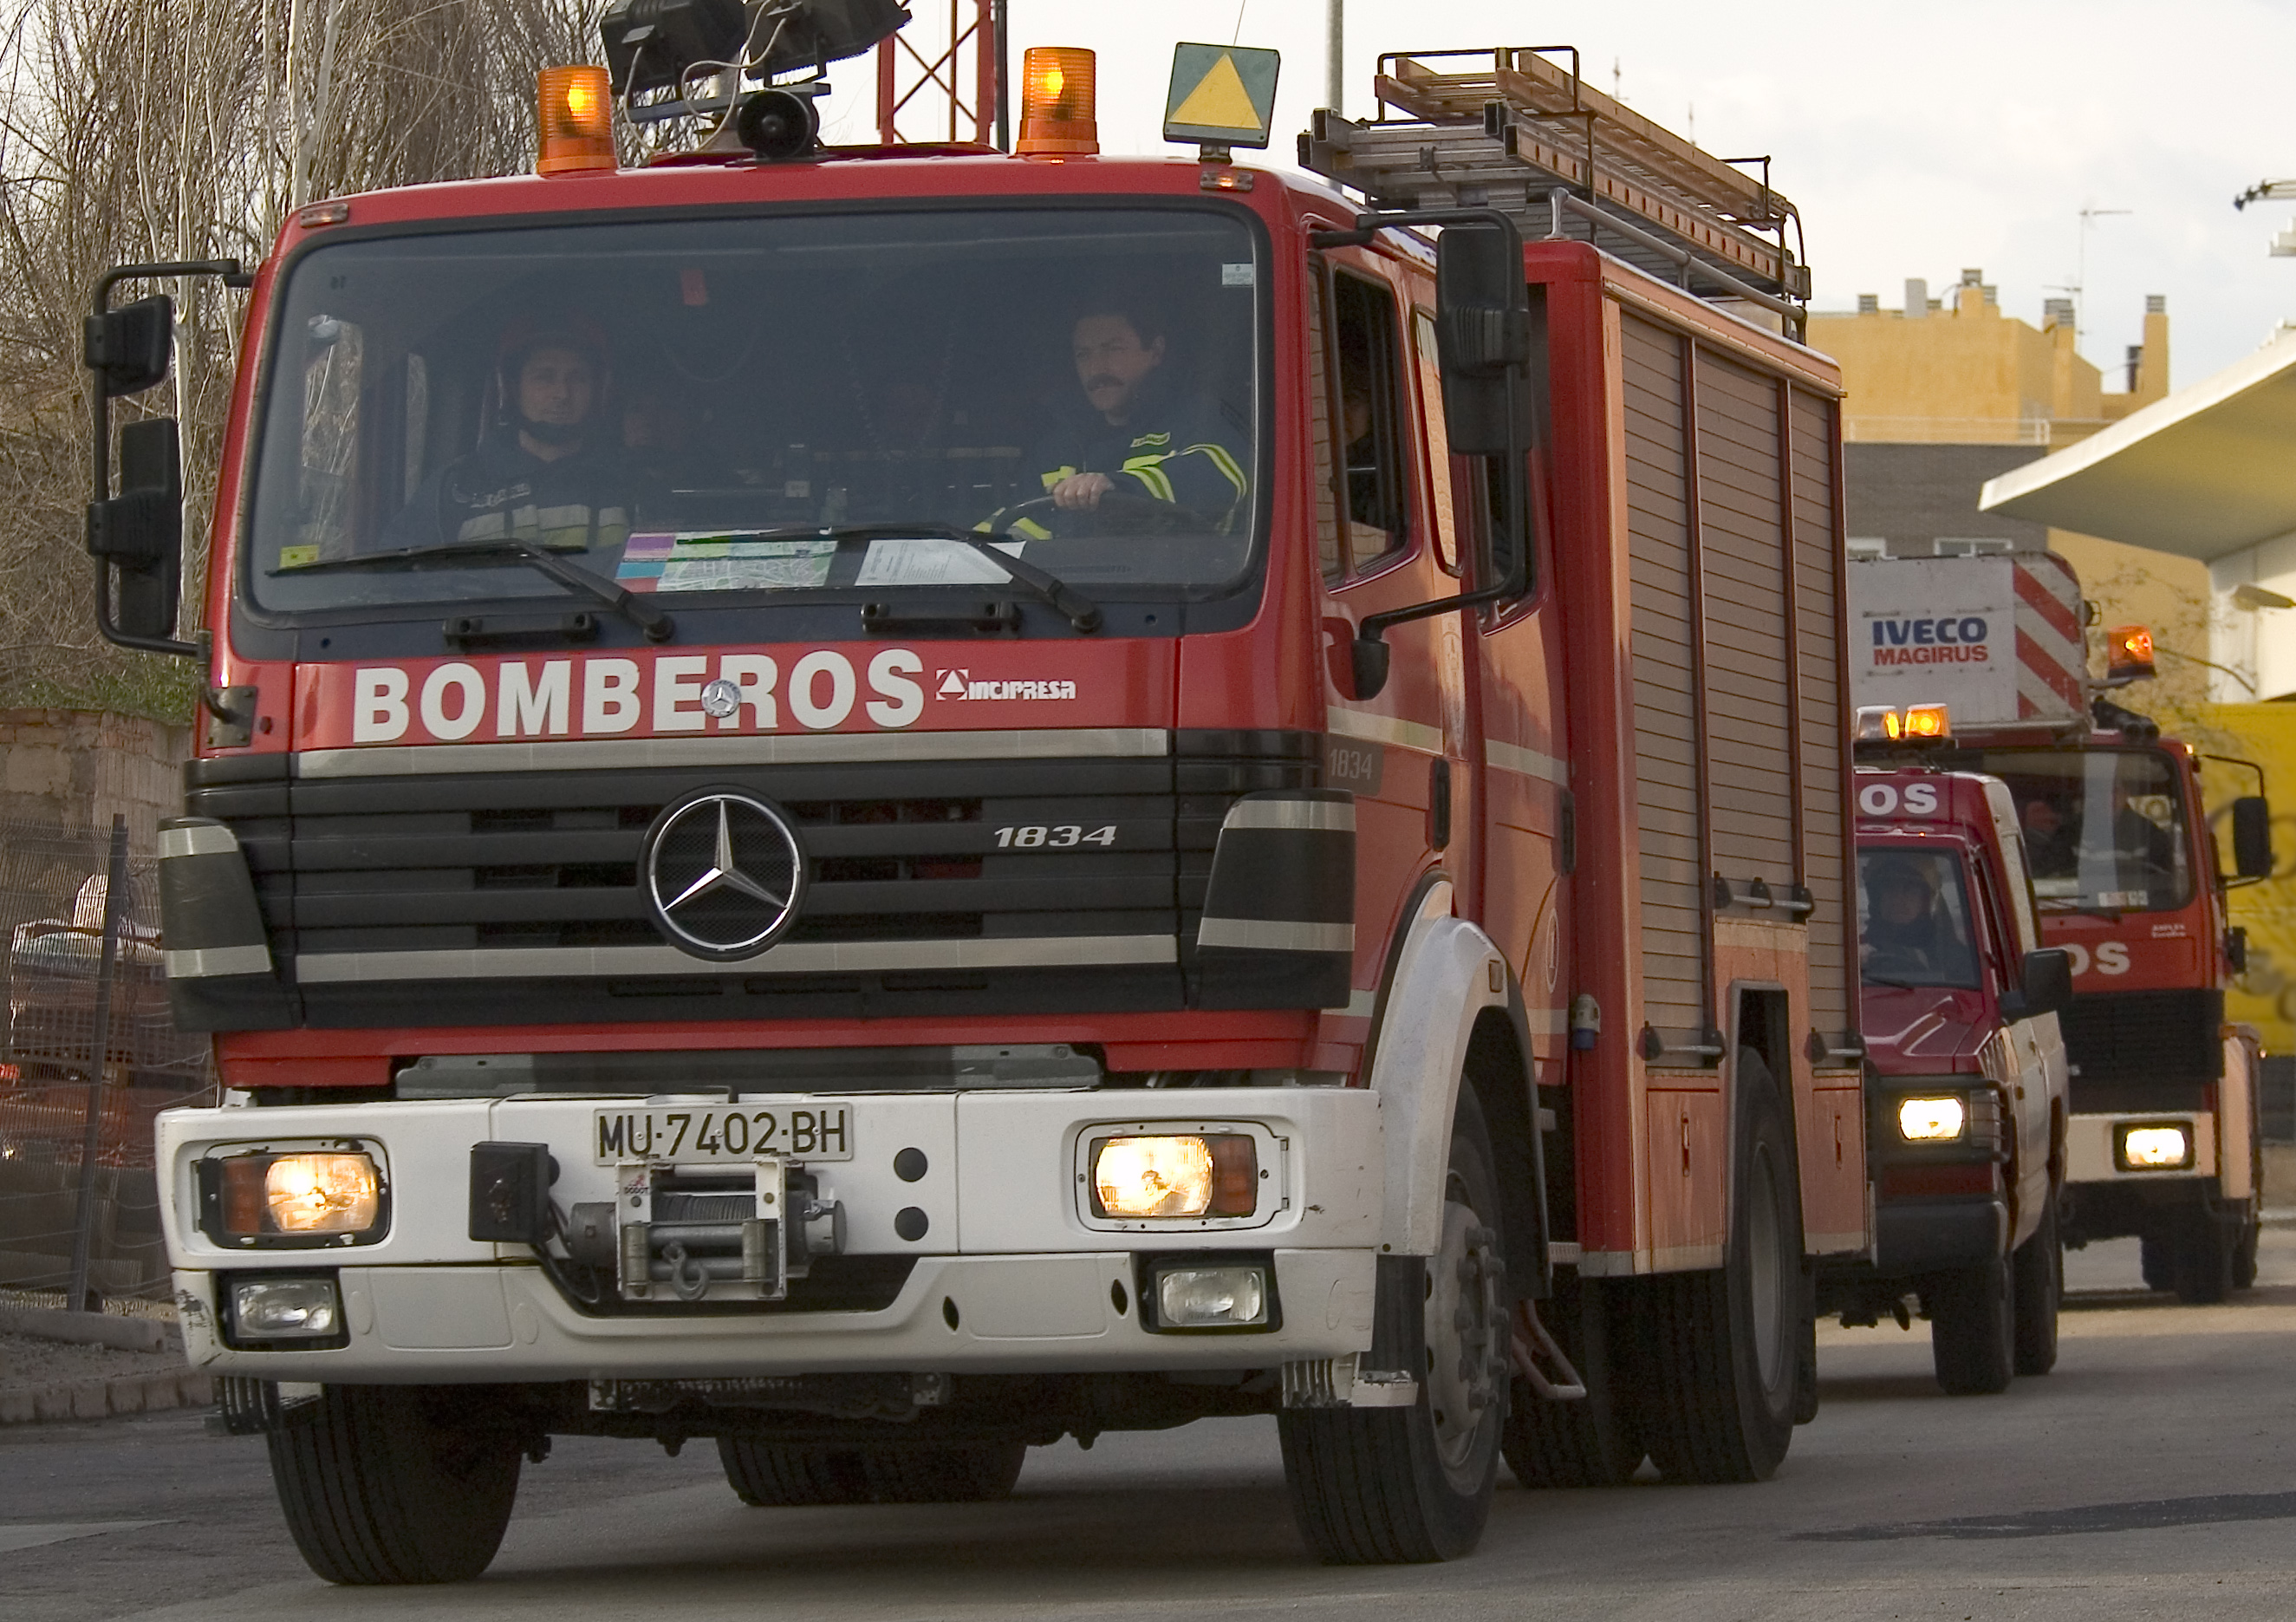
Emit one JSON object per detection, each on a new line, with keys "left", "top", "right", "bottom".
{"left": 92, "top": 24, "right": 1857, "bottom": 1580}
{"left": 1849, "top": 554, "right": 2272, "bottom": 1303}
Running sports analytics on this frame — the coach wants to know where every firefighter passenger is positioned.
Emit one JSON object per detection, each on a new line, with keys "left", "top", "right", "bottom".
{"left": 382, "top": 314, "right": 633, "bottom": 557}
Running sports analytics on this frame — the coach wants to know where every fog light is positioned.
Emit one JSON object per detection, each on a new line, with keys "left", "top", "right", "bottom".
{"left": 2119, "top": 1124, "right": 2193, "bottom": 1170}
{"left": 231, "top": 1276, "right": 341, "bottom": 1339}
{"left": 1897, "top": 1097, "right": 1967, "bottom": 1143}
{"left": 1155, "top": 1265, "right": 1269, "bottom": 1328}
{"left": 1090, "top": 1134, "right": 1256, "bottom": 1218}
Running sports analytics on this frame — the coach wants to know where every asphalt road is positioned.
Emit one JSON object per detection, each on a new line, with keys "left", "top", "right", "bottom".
{"left": 9, "top": 1234, "right": 2296, "bottom": 1622}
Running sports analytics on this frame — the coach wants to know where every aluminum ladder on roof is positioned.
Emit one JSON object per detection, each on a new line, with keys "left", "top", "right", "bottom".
{"left": 1298, "top": 47, "right": 1811, "bottom": 336}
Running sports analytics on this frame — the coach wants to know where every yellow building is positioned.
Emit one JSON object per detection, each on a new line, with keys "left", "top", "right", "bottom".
{"left": 1813, "top": 269, "right": 2168, "bottom": 447}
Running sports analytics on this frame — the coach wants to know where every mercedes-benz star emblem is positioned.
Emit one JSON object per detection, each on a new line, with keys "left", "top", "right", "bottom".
{"left": 641, "top": 789, "right": 807, "bottom": 961}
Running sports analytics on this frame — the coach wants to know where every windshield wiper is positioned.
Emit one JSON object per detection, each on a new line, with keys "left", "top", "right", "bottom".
{"left": 275, "top": 540, "right": 674, "bottom": 643}
{"left": 745, "top": 524, "right": 1103, "bottom": 634}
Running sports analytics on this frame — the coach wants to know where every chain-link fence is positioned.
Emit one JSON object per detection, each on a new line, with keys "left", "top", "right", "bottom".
{"left": 0, "top": 817, "right": 213, "bottom": 1306}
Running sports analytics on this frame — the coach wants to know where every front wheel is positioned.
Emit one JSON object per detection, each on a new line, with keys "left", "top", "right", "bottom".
{"left": 2011, "top": 1196, "right": 2061, "bottom": 1377}
{"left": 2169, "top": 1206, "right": 2235, "bottom": 1305}
{"left": 1280, "top": 1084, "right": 1510, "bottom": 1563}
{"left": 266, "top": 1385, "right": 522, "bottom": 1584}
{"left": 1929, "top": 1255, "right": 2014, "bottom": 1395}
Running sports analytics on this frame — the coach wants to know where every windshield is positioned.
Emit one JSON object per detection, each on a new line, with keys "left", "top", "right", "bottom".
{"left": 1969, "top": 746, "right": 2191, "bottom": 914}
{"left": 1859, "top": 847, "right": 1981, "bottom": 990}
{"left": 244, "top": 208, "right": 1264, "bottom": 618}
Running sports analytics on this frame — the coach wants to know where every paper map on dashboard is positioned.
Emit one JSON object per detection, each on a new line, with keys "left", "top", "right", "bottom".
{"left": 615, "top": 533, "right": 836, "bottom": 592}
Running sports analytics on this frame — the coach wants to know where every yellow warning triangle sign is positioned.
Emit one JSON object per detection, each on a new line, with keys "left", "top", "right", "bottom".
{"left": 1171, "top": 52, "right": 1265, "bottom": 134}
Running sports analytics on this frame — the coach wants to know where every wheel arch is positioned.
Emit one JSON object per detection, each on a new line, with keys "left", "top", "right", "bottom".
{"left": 1367, "top": 880, "right": 1539, "bottom": 1260}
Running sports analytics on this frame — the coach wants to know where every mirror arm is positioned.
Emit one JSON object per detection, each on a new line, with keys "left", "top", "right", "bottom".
{"left": 88, "top": 259, "right": 248, "bottom": 660}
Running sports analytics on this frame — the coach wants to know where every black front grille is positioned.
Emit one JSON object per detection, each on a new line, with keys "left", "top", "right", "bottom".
{"left": 183, "top": 730, "right": 1319, "bottom": 1029}
{"left": 2062, "top": 987, "right": 2222, "bottom": 1110}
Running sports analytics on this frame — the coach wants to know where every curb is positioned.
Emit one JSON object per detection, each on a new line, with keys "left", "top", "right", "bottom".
{"left": 0, "top": 1370, "right": 213, "bottom": 1426}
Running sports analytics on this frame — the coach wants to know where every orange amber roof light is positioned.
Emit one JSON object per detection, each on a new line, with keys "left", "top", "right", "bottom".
{"left": 1018, "top": 47, "right": 1097, "bottom": 156}
{"left": 2106, "top": 624, "right": 2156, "bottom": 681}
{"left": 538, "top": 65, "right": 615, "bottom": 176}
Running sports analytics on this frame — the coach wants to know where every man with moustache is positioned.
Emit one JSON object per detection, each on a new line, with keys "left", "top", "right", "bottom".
{"left": 1010, "top": 295, "right": 1249, "bottom": 537}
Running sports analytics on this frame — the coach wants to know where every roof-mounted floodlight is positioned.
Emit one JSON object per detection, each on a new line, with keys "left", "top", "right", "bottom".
{"left": 600, "top": 0, "right": 907, "bottom": 125}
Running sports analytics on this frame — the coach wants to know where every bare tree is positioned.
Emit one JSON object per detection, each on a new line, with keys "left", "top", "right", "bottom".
{"left": 0, "top": 0, "right": 606, "bottom": 717}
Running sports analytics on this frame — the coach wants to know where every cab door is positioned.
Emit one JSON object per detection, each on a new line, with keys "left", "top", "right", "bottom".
{"left": 1975, "top": 837, "right": 2063, "bottom": 1245}
{"left": 1311, "top": 251, "right": 1470, "bottom": 961}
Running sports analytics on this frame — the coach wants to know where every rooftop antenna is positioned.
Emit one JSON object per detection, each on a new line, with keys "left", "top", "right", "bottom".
{"left": 2072, "top": 204, "right": 2131, "bottom": 350}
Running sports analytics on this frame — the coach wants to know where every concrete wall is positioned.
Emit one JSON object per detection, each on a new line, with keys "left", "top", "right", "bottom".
{"left": 0, "top": 711, "right": 189, "bottom": 846}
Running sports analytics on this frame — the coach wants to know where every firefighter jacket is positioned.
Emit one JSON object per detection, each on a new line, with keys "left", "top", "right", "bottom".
{"left": 381, "top": 435, "right": 633, "bottom": 556}
{"left": 1016, "top": 383, "right": 1249, "bottom": 535}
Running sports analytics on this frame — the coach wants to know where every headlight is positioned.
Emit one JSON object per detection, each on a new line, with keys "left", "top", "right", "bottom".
{"left": 2117, "top": 1123, "right": 2194, "bottom": 1170}
{"left": 202, "top": 1149, "right": 386, "bottom": 1245}
{"left": 1089, "top": 1134, "right": 1257, "bottom": 1218}
{"left": 1896, "top": 1096, "right": 1968, "bottom": 1143}
{"left": 228, "top": 1275, "right": 341, "bottom": 1340}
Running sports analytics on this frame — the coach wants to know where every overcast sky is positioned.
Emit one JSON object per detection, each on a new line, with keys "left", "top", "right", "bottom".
{"left": 826, "top": 1, "right": 2296, "bottom": 394}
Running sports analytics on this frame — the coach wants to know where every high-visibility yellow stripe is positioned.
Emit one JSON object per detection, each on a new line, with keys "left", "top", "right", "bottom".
{"left": 1121, "top": 456, "right": 1177, "bottom": 502}
{"left": 1185, "top": 441, "right": 1250, "bottom": 499}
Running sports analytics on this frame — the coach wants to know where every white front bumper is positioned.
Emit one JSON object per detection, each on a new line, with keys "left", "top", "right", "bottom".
{"left": 2065, "top": 1110, "right": 2218, "bottom": 1184}
{"left": 159, "top": 1086, "right": 1384, "bottom": 1381}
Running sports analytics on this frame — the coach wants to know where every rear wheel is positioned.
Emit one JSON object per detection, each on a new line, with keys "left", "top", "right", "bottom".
{"left": 1929, "top": 1255, "right": 2014, "bottom": 1395}
{"left": 1280, "top": 1085, "right": 1509, "bottom": 1563}
{"left": 1501, "top": 1273, "right": 1645, "bottom": 1488}
{"left": 860, "top": 1442, "right": 1028, "bottom": 1502}
{"left": 1633, "top": 1051, "right": 1805, "bottom": 1482}
{"left": 718, "top": 1438, "right": 1027, "bottom": 1505}
{"left": 717, "top": 1439, "right": 871, "bottom": 1506}
{"left": 2011, "top": 1197, "right": 2061, "bottom": 1377}
{"left": 266, "top": 1385, "right": 522, "bottom": 1585}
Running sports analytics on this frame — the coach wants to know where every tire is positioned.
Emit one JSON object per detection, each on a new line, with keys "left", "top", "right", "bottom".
{"left": 1928, "top": 1256, "right": 2014, "bottom": 1395}
{"left": 1280, "top": 1085, "right": 1510, "bottom": 1563}
{"left": 265, "top": 1384, "right": 521, "bottom": 1585}
{"left": 2011, "top": 1197, "right": 2061, "bottom": 1377}
{"left": 2169, "top": 1207, "right": 2234, "bottom": 1306}
{"left": 1501, "top": 1273, "right": 1645, "bottom": 1488}
{"left": 2139, "top": 1231, "right": 2174, "bottom": 1293}
{"left": 717, "top": 1438, "right": 873, "bottom": 1506}
{"left": 1633, "top": 1050, "right": 1805, "bottom": 1483}
{"left": 861, "top": 1441, "right": 1028, "bottom": 1502}
{"left": 2234, "top": 1216, "right": 2260, "bottom": 1292}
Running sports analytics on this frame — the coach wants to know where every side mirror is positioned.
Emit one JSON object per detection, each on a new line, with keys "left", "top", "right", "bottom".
{"left": 1433, "top": 224, "right": 1527, "bottom": 457}
{"left": 2007, "top": 947, "right": 2073, "bottom": 1020}
{"left": 83, "top": 295, "right": 174, "bottom": 397}
{"left": 2233, "top": 796, "right": 2273, "bottom": 881}
{"left": 87, "top": 416, "right": 183, "bottom": 641}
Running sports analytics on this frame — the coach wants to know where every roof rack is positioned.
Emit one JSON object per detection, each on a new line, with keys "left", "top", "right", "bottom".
{"left": 1298, "top": 48, "right": 1811, "bottom": 334}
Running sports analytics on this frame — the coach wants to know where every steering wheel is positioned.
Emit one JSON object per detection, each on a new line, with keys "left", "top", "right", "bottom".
{"left": 994, "top": 491, "right": 1217, "bottom": 538}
